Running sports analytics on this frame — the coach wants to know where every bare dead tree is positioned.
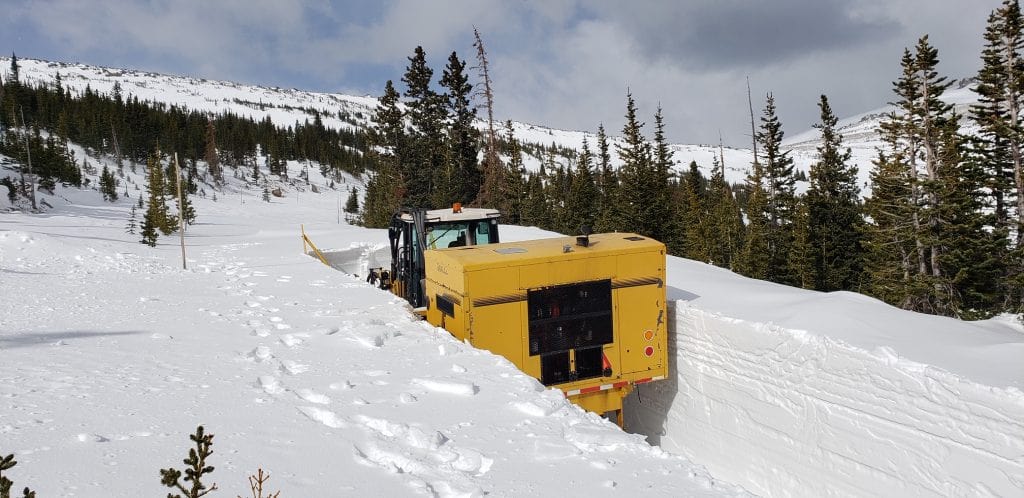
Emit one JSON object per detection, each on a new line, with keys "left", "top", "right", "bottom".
{"left": 472, "top": 26, "right": 503, "bottom": 207}
{"left": 747, "top": 76, "right": 758, "bottom": 166}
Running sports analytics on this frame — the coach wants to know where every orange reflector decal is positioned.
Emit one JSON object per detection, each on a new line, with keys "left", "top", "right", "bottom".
{"left": 643, "top": 329, "right": 654, "bottom": 341}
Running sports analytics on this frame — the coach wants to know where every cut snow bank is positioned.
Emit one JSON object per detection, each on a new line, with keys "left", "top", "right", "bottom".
{"left": 627, "top": 258, "right": 1024, "bottom": 497}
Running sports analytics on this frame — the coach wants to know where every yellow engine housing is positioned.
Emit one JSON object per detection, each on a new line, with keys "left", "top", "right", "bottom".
{"left": 423, "top": 232, "right": 668, "bottom": 421}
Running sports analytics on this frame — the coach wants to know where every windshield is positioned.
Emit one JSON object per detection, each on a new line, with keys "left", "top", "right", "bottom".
{"left": 425, "top": 220, "right": 498, "bottom": 249}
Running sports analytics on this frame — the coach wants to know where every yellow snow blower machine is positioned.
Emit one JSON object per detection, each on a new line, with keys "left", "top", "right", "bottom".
{"left": 369, "top": 204, "right": 667, "bottom": 425}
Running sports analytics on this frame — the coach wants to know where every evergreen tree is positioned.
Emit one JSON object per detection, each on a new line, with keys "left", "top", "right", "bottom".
{"left": 99, "top": 164, "right": 118, "bottom": 202}
{"left": 705, "top": 157, "right": 745, "bottom": 269}
{"left": 935, "top": 115, "right": 1004, "bottom": 317}
{"left": 520, "top": 173, "right": 550, "bottom": 227}
{"left": 651, "top": 106, "right": 680, "bottom": 250}
{"left": 401, "top": 46, "right": 446, "bottom": 208}
{"left": 362, "top": 80, "right": 406, "bottom": 228}
{"left": 870, "top": 36, "right": 959, "bottom": 314}
{"left": 802, "top": 95, "right": 863, "bottom": 291}
{"left": 971, "top": 0, "right": 1024, "bottom": 313}
{"left": 740, "top": 157, "right": 771, "bottom": 279}
{"left": 754, "top": 93, "right": 798, "bottom": 285}
{"left": 594, "top": 124, "right": 619, "bottom": 232}
{"left": 864, "top": 112, "right": 918, "bottom": 308}
{"left": 498, "top": 120, "right": 526, "bottom": 224}
{"left": 564, "top": 137, "right": 600, "bottom": 234}
{"left": 177, "top": 187, "right": 196, "bottom": 227}
{"left": 614, "top": 92, "right": 656, "bottom": 236}
{"left": 681, "top": 160, "right": 708, "bottom": 261}
{"left": 345, "top": 187, "right": 359, "bottom": 214}
{"left": 204, "top": 121, "right": 222, "bottom": 186}
{"left": 141, "top": 152, "right": 172, "bottom": 243}
{"left": 8, "top": 53, "right": 18, "bottom": 83}
{"left": 439, "top": 51, "right": 481, "bottom": 206}
{"left": 126, "top": 204, "right": 138, "bottom": 235}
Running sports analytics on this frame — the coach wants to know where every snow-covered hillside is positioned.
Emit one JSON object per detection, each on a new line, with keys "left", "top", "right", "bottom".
{"left": 5, "top": 57, "right": 763, "bottom": 185}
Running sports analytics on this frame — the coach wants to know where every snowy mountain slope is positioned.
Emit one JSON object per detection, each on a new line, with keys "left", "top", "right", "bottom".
{"left": 7, "top": 57, "right": 762, "bottom": 185}
{"left": 7, "top": 57, "right": 985, "bottom": 196}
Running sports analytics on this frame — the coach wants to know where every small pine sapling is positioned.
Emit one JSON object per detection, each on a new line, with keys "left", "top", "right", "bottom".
{"left": 238, "top": 468, "right": 280, "bottom": 498}
{"left": 0, "top": 453, "right": 36, "bottom": 498}
{"left": 160, "top": 426, "right": 218, "bottom": 498}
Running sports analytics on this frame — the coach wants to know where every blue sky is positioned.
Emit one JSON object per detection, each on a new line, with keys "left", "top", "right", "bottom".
{"left": 0, "top": 0, "right": 1002, "bottom": 147}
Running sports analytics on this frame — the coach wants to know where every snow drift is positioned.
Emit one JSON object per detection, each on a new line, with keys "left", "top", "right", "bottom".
{"left": 627, "top": 259, "right": 1024, "bottom": 497}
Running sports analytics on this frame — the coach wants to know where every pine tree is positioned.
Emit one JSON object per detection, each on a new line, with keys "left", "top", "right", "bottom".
{"left": 401, "top": 46, "right": 446, "bottom": 208}
{"left": 936, "top": 115, "right": 1004, "bottom": 317}
{"left": 345, "top": 187, "right": 359, "bottom": 214}
{"left": 614, "top": 92, "right": 656, "bottom": 236}
{"left": 362, "top": 80, "right": 406, "bottom": 228}
{"left": 971, "top": 0, "right": 1024, "bottom": 313}
{"left": 563, "top": 137, "right": 600, "bottom": 234}
{"left": 8, "top": 53, "right": 18, "bottom": 83}
{"left": 864, "top": 112, "right": 918, "bottom": 308}
{"left": 204, "top": 121, "right": 222, "bottom": 187}
{"left": 651, "top": 106, "right": 679, "bottom": 250}
{"left": 754, "top": 93, "right": 798, "bottom": 285}
{"left": 870, "top": 36, "right": 959, "bottom": 314}
{"left": 126, "top": 204, "right": 138, "bottom": 234}
{"left": 802, "top": 95, "right": 863, "bottom": 291}
{"left": 498, "top": 120, "right": 526, "bottom": 224}
{"left": 705, "top": 157, "right": 745, "bottom": 269}
{"left": 681, "top": 160, "right": 708, "bottom": 261}
{"left": 141, "top": 152, "right": 171, "bottom": 245}
{"left": 439, "top": 51, "right": 481, "bottom": 206}
{"left": 740, "top": 156, "right": 771, "bottom": 279}
{"left": 594, "top": 124, "right": 619, "bottom": 232}
{"left": 521, "top": 173, "right": 550, "bottom": 227}
{"left": 99, "top": 164, "right": 118, "bottom": 202}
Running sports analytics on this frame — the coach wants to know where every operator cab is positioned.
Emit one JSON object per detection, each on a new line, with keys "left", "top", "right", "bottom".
{"left": 371, "top": 204, "right": 500, "bottom": 310}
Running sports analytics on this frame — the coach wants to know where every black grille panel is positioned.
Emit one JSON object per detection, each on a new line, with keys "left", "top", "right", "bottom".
{"left": 528, "top": 280, "right": 613, "bottom": 385}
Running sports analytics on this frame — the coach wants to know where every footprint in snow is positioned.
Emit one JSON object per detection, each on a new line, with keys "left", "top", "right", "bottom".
{"left": 281, "top": 361, "right": 309, "bottom": 375}
{"left": 76, "top": 433, "right": 110, "bottom": 443}
{"left": 245, "top": 346, "right": 273, "bottom": 362}
{"left": 258, "top": 376, "right": 285, "bottom": 395}
{"left": 411, "top": 378, "right": 479, "bottom": 396}
{"left": 296, "top": 388, "right": 330, "bottom": 404}
{"left": 279, "top": 334, "right": 306, "bottom": 347}
{"left": 297, "top": 406, "right": 345, "bottom": 428}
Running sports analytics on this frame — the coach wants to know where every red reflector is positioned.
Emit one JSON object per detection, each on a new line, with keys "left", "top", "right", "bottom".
{"left": 644, "top": 346, "right": 654, "bottom": 357}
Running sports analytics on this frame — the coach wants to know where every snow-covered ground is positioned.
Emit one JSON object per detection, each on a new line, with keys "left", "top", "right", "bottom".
{"left": 628, "top": 260, "right": 1024, "bottom": 496}
{"left": 0, "top": 160, "right": 754, "bottom": 496}
{"left": 3, "top": 150, "right": 1023, "bottom": 496}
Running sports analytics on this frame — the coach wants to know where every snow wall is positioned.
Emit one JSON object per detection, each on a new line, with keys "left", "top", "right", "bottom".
{"left": 626, "top": 301, "right": 1024, "bottom": 497}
